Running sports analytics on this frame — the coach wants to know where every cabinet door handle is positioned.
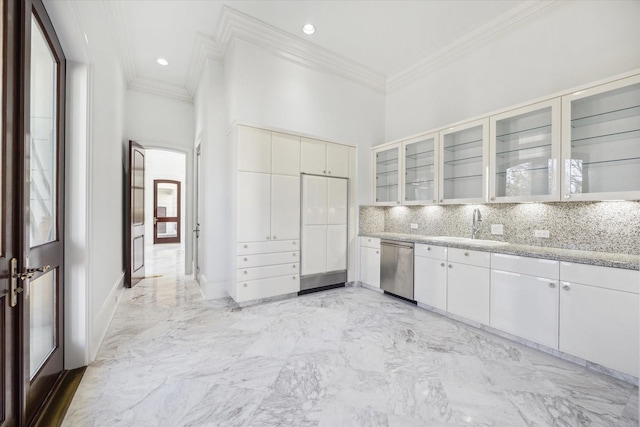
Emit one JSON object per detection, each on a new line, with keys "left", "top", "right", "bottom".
{"left": 244, "top": 257, "right": 248, "bottom": 261}
{"left": 243, "top": 244, "right": 248, "bottom": 248}
{"left": 293, "top": 265, "right": 296, "bottom": 268}
{"left": 293, "top": 253, "right": 296, "bottom": 256}
{"left": 562, "top": 284, "right": 571, "bottom": 290}
{"left": 292, "top": 276, "right": 296, "bottom": 279}
{"left": 323, "top": 170, "right": 326, "bottom": 174}
{"left": 440, "top": 262, "right": 445, "bottom": 267}
{"left": 427, "top": 247, "right": 431, "bottom": 251}
{"left": 464, "top": 252, "right": 469, "bottom": 256}
{"left": 548, "top": 282, "right": 556, "bottom": 288}
{"left": 266, "top": 236, "right": 271, "bottom": 240}
{"left": 243, "top": 283, "right": 247, "bottom": 287}
{"left": 376, "top": 250, "right": 379, "bottom": 254}
{"left": 448, "top": 264, "right": 452, "bottom": 268}
{"left": 244, "top": 271, "right": 247, "bottom": 274}
{"left": 273, "top": 236, "right": 277, "bottom": 240}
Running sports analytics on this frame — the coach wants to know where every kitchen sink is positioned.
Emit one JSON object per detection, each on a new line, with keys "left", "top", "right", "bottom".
{"left": 428, "top": 236, "right": 509, "bottom": 247}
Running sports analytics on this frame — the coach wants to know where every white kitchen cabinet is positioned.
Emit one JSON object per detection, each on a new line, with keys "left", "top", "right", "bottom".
{"left": 490, "top": 269, "right": 559, "bottom": 349}
{"left": 359, "top": 237, "right": 380, "bottom": 288}
{"left": 561, "top": 74, "right": 640, "bottom": 201}
{"left": 446, "top": 248, "right": 490, "bottom": 324}
{"left": 439, "top": 119, "right": 489, "bottom": 204}
{"left": 301, "top": 138, "right": 350, "bottom": 178}
{"left": 237, "top": 172, "right": 271, "bottom": 243}
{"left": 489, "top": 99, "right": 562, "bottom": 203}
{"left": 414, "top": 244, "right": 447, "bottom": 310}
{"left": 237, "top": 275, "right": 300, "bottom": 302}
{"left": 373, "top": 143, "right": 401, "bottom": 206}
{"left": 272, "top": 132, "right": 301, "bottom": 176}
{"left": 302, "top": 225, "right": 327, "bottom": 275}
{"left": 403, "top": 133, "right": 439, "bottom": 205}
{"left": 328, "top": 178, "right": 348, "bottom": 224}
{"left": 559, "top": 262, "right": 639, "bottom": 377}
{"left": 237, "top": 126, "right": 272, "bottom": 174}
{"left": 271, "top": 175, "right": 300, "bottom": 241}
{"left": 327, "top": 225, "right": 347, "bottom": 271}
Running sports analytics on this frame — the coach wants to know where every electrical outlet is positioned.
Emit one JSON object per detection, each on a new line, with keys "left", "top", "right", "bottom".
{"left": 534, "top": 229, "right": 550, "bottom": 238}
{"left": 410, "top": 223, "right": 418, "bottom": 230}
{"left": 491, "top": 224, "right": 504, "bottom": 235}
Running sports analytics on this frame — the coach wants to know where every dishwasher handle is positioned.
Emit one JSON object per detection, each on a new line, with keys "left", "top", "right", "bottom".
{"left": 381, "top": 240, "right": 414, "bottom": 249}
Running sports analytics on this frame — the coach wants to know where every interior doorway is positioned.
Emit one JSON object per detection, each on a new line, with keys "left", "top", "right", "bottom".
{"left": 153, "top": 180, "right": 181, "bottom": 244}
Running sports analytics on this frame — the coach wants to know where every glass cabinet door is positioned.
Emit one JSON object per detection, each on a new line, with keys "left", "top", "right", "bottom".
{"left": 562, "top": 75, "right": 640, "bottom": 200}
{"left": 374, "top": 144, "right": 401, "bottom": 205}
{"left": 439, "top": 119, "right": 489, "bottom": 203}
{"left": 403, "top": 133, "right": 438, "bottom": 204}
{"left": 490, "top": 99, "right": 561, "bottom": 202}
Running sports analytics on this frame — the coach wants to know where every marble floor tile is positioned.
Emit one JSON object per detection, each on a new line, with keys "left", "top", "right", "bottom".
{"left": 63, "top": 243, "right": 639, "bottom": 426}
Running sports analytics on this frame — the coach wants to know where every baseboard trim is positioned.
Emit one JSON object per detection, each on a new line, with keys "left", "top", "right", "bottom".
{"left": 90, "top": 272, "right": 125, "bottom": 361}
{"left": 31, "top": 367, "right": 86, "bottom": 427}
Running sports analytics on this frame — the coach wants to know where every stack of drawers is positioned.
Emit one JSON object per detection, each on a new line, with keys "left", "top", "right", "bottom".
{"left": 236, "top": 240, "right": 300, "bottom": 302}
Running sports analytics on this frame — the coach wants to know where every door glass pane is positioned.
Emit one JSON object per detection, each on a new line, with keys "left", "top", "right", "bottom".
{"left": 157, "top": 182, "right": 178, "bottom": 217}
{"left": 443, "top": 125, "right": 484, "bottom": 199}
{"left": 569, "top": 83, "right": 640, "bottom": 194}
{"left": 30, "top": 17, "right": 57, "bottom": 247}
{"left": 30, "top": 269, "right": 56, "bottom": 378}
{"left": 405, "top": 137, "right": 435, "bottom": 202}
{"left": 157, "top": 221, "right": 178, "bottom": 239}
{"left": 495, "top": 107, "right": 553, "bottom": 197}
{"left": 375, "top": 147, "right": 398, "bottom": 203}
{"left": 133, "top": 150, "right": 144, "bottom": 224}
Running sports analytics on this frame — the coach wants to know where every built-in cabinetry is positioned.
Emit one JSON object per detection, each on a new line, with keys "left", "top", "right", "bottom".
{"left": 561, "top": 74, "right": 640, "bottom": 201}
{"left": 410, "top": 241, "right": 639, "bottom": 377}
{"left": 439, "top": 119, "right": 489, "bottom": 204}
{"left": 373, "top": 71, "right": 640, "bottom": 205}
{"left": 489, "top": 99, "right": 561, "bottom": 202}
{"left": 446, "top": 248, "right": 491, "bottom": 324}
{"left": 559, "top": 262, "right": 638, "bottom": 377}
{"left": 359, "top": 237, "right": 380, "bottom": 288}
{"left": 414, "top": 244, "right": 447, "bottom": 310}
{"left": 301, "top": 137, "right": 349, "bottom": 178}
{"left": 490, "top": 254, "right": 559, "bottom": 349}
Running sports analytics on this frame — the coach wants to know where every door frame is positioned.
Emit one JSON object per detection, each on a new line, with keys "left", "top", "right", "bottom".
{"left": 153, "top": 179, "right": 181, "bottom": 244}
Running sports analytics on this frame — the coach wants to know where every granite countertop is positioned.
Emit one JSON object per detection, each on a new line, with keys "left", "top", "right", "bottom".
{"left": 360, "top": 232, "right": 640, "bottom": 271}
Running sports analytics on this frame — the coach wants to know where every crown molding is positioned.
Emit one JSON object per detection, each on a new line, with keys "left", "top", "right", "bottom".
{"left": 387, "top": 0, "right": 558, "bottom": 93}
{"left": 185, "top": 32, "right": 224, "bottom": 96}
{"left": 214, "top": 6, "right": 386, "bottom": 93}
{"left": 128, "top": 77, "right": 193, "bottom": 104}
{"left": 102, "top": 0, "right": 136, "bottom": 83}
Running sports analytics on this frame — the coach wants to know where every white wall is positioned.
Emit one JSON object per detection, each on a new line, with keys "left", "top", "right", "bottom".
{"left": 144, "top": 150, "right": 186, "bottom": 248}
{"left": 385, "top": 1, "right": 640, "bottom": 141}
{"left": 224, "top": 39, "right": 386, "bottom": 207}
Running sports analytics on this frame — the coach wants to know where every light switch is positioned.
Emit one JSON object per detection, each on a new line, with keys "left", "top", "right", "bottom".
{"left": 491, "top": 224, "right": 504, "bottom": 235}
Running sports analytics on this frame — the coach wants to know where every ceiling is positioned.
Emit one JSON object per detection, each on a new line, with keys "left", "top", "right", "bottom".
{"left": 46, "top": 0, "right": 534, "bottom": 100}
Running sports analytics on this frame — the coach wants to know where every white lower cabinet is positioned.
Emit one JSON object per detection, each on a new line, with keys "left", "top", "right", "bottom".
{"left": 559, "top": 262, "right": 639, "bottom": 377}
{"left": 359, "top": 237, "right": 380, "bottom": 288}
{"left": 490, "top": 270, "right": 559, "bottom": 349}
{"left": 447, "top": 248, "right": 491, "bottom": 325}
{"left": 414, "top": 244, "right": 447, "bottom": 310}
{"left": 237, "top": 275, "right": 300, "bottom": 302}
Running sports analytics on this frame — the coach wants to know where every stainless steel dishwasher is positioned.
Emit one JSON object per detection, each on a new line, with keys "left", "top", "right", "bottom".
{"left": 380, "top": 240, "right": 414, "bottom": 300}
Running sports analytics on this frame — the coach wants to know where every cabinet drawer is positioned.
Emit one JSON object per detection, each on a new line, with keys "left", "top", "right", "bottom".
{"left": 237, "top": 263, "right": 299, "bottom": 281}
{"left": 491, "top": 253, "right": 559, "bottom": 279}
{"left": 415, "top": 244, "right": 447, "bottom": 260}
{"left": 360, "top": 236, "right": 380, "bottom": 249}
{"left": 237, "top": 240, "right": 299, "bottom": 255}
{"left": 448, "top": 248, "right": 490, "bottom": 268}
{"left": 560, "top": 262, "right": 639, "bottom": 294}
{"left": 237, "top": 251, "right": 300, "bottom": 268}
{"left": 236, "top": 275, "right": 300, "bottom": 302}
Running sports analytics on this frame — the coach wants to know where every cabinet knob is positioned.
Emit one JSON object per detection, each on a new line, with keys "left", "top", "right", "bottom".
{"left": 427, "top": 247, "right": 431, "bottom": 251}
{"left": 293, "top": 241, "right": 296, "bottom": 245}
{"left": 440, "top": 199, "right": 443, "bottom": 203}
{"left": 448, "top": 264, "right": 452, "bottom": 268}
{"left": 243, "top": 244, "right": 248, "bottom": 248}
{"left": 440, "top": 262, "right": 445, "bottom": 267}
{"left": 292, "top": 276, "right": 296, "bottom": 279}
{"left": 267, "top": 236, "right": 271, "bottom": 240}
{"left": 244, "top": 257, "right": 248, "bottom": 261}
{"left": 490, "top": 197, "right": 495, "bottom": 201}
{"left": 548, "top": 282, "right": 556, "bottom": 288}
{"left": 293, "top": 265, "right": 296, "bottom": 268}
{"left": 464, "top": 252, "right": 469, "bottom": 256}
{"left": 244, "top": 271, "right": 247, "bottom": 274}
{"left": 293, "top": 253, "right": 296, "bottom": 256}
{"left": 328, "top": 171, "right": 332, "bottom": 174}
{"left": 368, "top": 239, "right": 371, "bottom": 242}
{"left": 397, "top": 201, "right": 400, "bottom": 204}
{"left": 323, "top": 170, "right": 326, "bottom": 174}
{"left": 273, "top": 236, "right": 277, "bottom": 239}
{"left": 243, "top": 283, "right": 247, "bottom": 287}
{"left": 376, "top": 250, "right": 379, "bottom": 254}
{"left": 562, "top": 284, "right": 571, "bottom": 290}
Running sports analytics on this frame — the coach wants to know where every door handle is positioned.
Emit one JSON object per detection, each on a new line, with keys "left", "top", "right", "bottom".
{"left": 154, "top": 217, "right": 158, "bottom": 225}
{"left": 8, "top": 259, "right": 48, "bottom": 308}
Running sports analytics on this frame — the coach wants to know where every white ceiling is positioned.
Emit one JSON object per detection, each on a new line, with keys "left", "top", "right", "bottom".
{"left": 46, "top": 0, "right": 531, "bottom": 99}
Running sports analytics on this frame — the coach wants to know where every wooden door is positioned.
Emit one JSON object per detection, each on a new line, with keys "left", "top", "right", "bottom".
{"left": 21, "top": 1, "right": 66, "bottom": 424}
{"left": 127, "top": 141, "right": 145, "bottom": 287}
{"left": 153, "top": 180, "right": 181, "bottom": 244}
{"left": 194, "top": 145, "right": 201, "bottom": 279}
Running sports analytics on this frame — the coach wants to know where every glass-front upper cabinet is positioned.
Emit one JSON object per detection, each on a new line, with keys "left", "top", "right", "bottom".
{"left": 561, "top": 74, "right": 640, "bottom": 201}
{"left": 489, "top": 99, "right": 561, "bottom": 202}
{"left": 373, "top": 144, "right": 401, "bottom": 205}
{"left": 439, "top": 118, "right": 489, "bottom": 204}
{"left": 403, "top": 132, "right": 439, "bottom": 205}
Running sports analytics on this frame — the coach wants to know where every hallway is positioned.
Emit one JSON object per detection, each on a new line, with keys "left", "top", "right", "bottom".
{"left": 62, "top": 248, "right": 638, "bottom": 426}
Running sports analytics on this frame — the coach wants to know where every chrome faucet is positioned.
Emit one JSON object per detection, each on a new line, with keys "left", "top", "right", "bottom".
{"left": 471, "top": 208, "right": 482, "bottom": 239}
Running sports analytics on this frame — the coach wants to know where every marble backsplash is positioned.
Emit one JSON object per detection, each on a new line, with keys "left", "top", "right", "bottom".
{"left": 359, "top": 201, "right": 640, "bottom": 255}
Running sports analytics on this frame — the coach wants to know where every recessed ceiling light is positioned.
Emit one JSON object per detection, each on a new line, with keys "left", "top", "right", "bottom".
{"left": 156, "top": 58, "right": 169, "bottom": 66}
{"left": 302, "top": 24, "right": 315, "bottom": 35}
